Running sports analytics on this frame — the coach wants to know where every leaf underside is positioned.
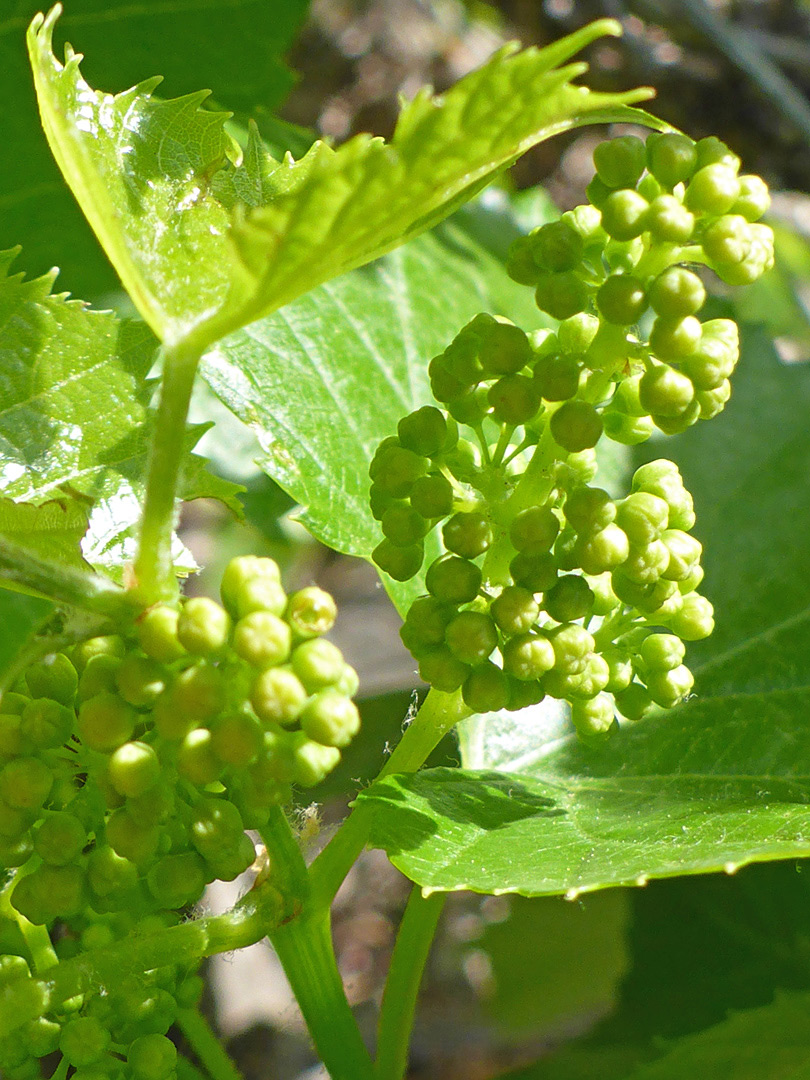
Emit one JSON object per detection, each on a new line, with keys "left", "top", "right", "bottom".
{"left": 28, "top": 6, "right": 655, "bottom": 347}
{"left": 622, "top": 990, "right": 810, "bottom": 1079}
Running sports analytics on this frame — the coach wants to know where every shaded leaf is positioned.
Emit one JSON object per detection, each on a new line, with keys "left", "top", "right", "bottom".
{"left": 481, "top": 891, "right": 630, "bottom": 1035}
{"left": 28, "top": 8, "right": 655, "bottom": 346}
{"left": 605, "top": 862, "right": 810, "bottom": 1045}
{"left": 497, "top": 863, "right": 810, "bottom": 1077}
{"left": 622, "top": 991, "right": 810, "bottom": 1079}
{"left": 0, "top": 0, "right": 308, "bottom": 299}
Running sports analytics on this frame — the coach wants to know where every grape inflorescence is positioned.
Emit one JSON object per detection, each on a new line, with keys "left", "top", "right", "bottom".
{"left": 370, "top": 133, "right": 772, "bottom": 737}
{"left": 0, "top": 558, "right": 358, "bottom": 1080}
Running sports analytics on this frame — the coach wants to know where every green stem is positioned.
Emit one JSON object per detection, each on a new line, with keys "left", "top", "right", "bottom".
{"left": 21, "top": 921, "right": 58, "bottom": 976}
{"left": 504, "top": 422, "right": 560, "bottom": 519}
{"left": 592, "top": 608, "right": 638, "bottom": 648}
{"left": 0, "top": 538, "right": 134, "bottom": 621}
{"left": 50, "top": 1058, "right": 70, "bottom": 1080}
{"left": 134, "top": 339, "right": 202, "bottom": 604}
{"left": 375, "top": 887, "right": 446, "bottom": 1080}
{"left": 259, "top": 804, "right": 309, "bottom": 910}
{"left": 177, "top": 1058, "right": 210, "bottom": 1080}
{"left": 270, "top": 911, "right": 375, "bottom": 1080}
{"left": 1, "top": 863, "right": 58, "bottom": 974}
{"left": 308, "top": 688, "right": 470, "bottom": 909}
{"left": 258, "top": 807, "right": 374, "bottom": 1080}
{"left": 0, "top": 881, "right": 285, "bottom": 1038}
{"left": 491, "top": 424, "right": 515, "bottom": 468}
{"left": 177, "top": 1009, "right": 244, "bottom": 1080}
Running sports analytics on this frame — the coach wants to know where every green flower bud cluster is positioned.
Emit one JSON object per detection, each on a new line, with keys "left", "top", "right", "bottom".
{"left": 0, "top": 559, "right": 358, "bottom": 1080}
{"left": 386, "top": 450, "right": 711, "bottom": 730}
{"left": 508, "top": 132, "right": 772, "bottom": 441}
{"left": 369, "top": 133, "right": 766, "bottom": 740}
{"left": 0, "top": 936, "right": 197, "bottom": 1080}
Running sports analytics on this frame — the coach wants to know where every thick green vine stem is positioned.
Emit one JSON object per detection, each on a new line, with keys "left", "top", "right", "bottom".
{"left": 176, "top": 1009, "right": 244, "bottom": 1080}
{"left": 370, "top": 132, "right": 773, "bottom": 742}
{"left": 133, "top": 339, "right": 202, "bottom": 605}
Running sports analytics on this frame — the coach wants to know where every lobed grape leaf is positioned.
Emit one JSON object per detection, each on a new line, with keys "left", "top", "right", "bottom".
{"left": 0, "top": 250, "right": 242, "bottom": 582}
{"left": 201, "top": 199, "right": 547, "bottom": 613}
{"left": 28, "top": 6, "right": 655, "bottom": 348}
{"left": 353, "top": 330, "right": 810, "bottom": 896}
{"left": 0, "top": 0, "right": 309, "bottom": 299}
{"left": 606, "top": 862, "right": 810, "bottom": 1045}
{"left": 502, "top": 860, "right": 810, "bottom": 1077}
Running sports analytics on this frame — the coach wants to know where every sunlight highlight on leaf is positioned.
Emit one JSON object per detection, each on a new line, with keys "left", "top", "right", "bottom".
{"left": 28, "top": 5, "right": 656, "bottom": 348}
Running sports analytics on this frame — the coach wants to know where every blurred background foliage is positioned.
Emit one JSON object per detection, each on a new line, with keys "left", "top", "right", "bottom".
{"left": 3, "top": 1, "right": 810, "bottom": 1077}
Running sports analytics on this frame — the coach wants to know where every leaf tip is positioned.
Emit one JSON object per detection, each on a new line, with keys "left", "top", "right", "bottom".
{"left": 29, "top": 4, "right": 61, "bottom": 45}
{"left": 590, "top": 17, "right": 623, "bottom": 39}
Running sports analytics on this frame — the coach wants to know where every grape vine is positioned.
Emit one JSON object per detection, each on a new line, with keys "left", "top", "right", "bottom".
{"left": 371, "top": 132, "right": 773, "bottom": 741}
{"left": 0, "top": 558, "right": 359, "bottom": 1080}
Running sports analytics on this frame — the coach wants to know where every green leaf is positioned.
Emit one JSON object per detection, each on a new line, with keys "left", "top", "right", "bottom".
{"left": 606, "top": 863, "right": 810, "bottom": 1046}
{"left": 358, "top": 719, "right": 810, "bottom": 896}
{"left": 0, "top": 498, "right": 87, "bottom": 567}
{"left": 481, "top": 891, "right": 630, "bottom": 1036}
{"left": 202, "top": 202, "right": 546, "bottom": 613}
{"left": 1, "top": 0, "right": 309, "bottom": 300}
{"left": 0, "top": 250, "right": 242, "bottom": 580}
{"left": 620, "top": 991, "right": 810, "bottom": 1079}
{"left": 28, "top": 7, "right": 654, "bottom": 347}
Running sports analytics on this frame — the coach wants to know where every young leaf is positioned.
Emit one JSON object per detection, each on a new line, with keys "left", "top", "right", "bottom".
{"left": 201, "top": 201, "right": 546, "bottom": 613}
{"left": 0, "top": 250, "right": 242, "bottom": 580}
{"left": 0, "top": 0, "right": 308, "bottom": 299}
{"left": 358, "top": 696, "right": 810, "bottom": 897}
{"left": 28, "top": 6, "right": 655, "bottom": 347}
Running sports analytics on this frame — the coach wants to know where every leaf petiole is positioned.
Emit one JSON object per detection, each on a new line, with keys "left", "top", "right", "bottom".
{"left": 308, "top": 688, "right": 471, "bottom": 910}
{"left": 133, "top": 338, "right": 203, "bottom": 605}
